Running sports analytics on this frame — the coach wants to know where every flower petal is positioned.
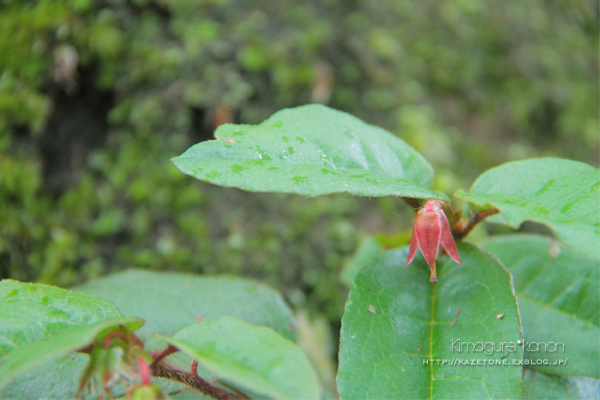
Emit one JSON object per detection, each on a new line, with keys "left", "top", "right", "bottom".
{"left": 406, "top": 227, "right": 419, "bottom": 267}
{"left": 415, "top": 211, "right": 441, "bottom": 268}
{"left": 439, "top": 209, "right": 462, "bottom": 266}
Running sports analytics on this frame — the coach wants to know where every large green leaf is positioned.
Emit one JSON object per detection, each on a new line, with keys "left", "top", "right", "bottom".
{"left": 0, "top": 317, "right": 143, "bottom": 392}
{"left": 524, "top": 369, "right": 600, "bottom": 399}
{"left": 482, "top": 235, "right": 599, "bottom": 377}
{"left": 158, "top": 317, "right": 320, "bottom": 400}
{"left": 0, "top": 280, "right": 133, "bottom": 357}
{"left": 337, "top": 242, "right": 523, "bottom": 399}
{"left": 172, "top": 104, "right": 445, "bottom": 200}
{"left": 340, "top": 235, "right": 384, "bottom": 288}
{"left": 74, "top": 270, "right": 296, "bottom": 341}
{"left": 455, "top": 158, "right": 599, "bottom": 259}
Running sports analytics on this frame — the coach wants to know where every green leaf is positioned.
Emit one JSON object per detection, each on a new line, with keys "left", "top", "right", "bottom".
{"left": 455, "top": 158, "right": 599, "bottom": 259}
{"left": 169, "top": 389, "right": 212, "bottom": 399}
{"left": 337, "top": 242, "right": 523, "bottom": 399}
{"left": 172, "top": 104, "right": 445, "bottom": 200}
{"left": 74, "top": 270, "right": 296, "bottom": 341}
{"left": 2, "top": 353, "right": 203, "bottom": 400}
{"left": 0, "top": 354, "right": 88, "bottom": 400}
{"left": 3, "top": 271, "right": 296, "bottom": 399}
{"left": 524, "top": 369, "right": 600, "bottom": 399}
{"left": 0, "top": 317, "right": 143, "bottom": 392}
{"left": 340, "top": 235, "right": 384, "bottom": 288}
{"left": 0, "top": 280, "right": 134, "bottom": 357}
{"left": 0, "top": 280, "right": 144, "bottom": 395}
{"left": 482, "top": 235, "right": 599, "bottom": 377}
{"left": 157, "top": 316, "right": 320, "bottom": 400}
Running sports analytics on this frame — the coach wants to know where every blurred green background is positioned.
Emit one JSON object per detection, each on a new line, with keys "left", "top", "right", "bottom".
{"left": 0, "top": 0, "right": 598, "bottom": 346}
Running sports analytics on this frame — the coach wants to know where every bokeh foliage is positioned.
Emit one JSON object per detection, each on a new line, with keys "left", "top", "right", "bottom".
{"left": 1, "top": 0, "right": 598, "bottom": 332}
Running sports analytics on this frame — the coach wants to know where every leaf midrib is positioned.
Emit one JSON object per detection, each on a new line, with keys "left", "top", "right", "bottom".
{"left": 428, "top": 281, "right": 437, "bottom": 400}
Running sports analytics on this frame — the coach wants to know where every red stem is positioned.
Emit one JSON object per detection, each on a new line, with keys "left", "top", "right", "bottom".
{"left": 451, "top": 207, "right": 500, "bottom": 240}
{"left": 151, "top": 361, "right": 238, "bottom": 400}
{"left": 151, "top": 345, "right": 179, "bottom": 366}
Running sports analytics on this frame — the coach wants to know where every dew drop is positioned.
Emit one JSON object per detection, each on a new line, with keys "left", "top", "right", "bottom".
{"left": 206, "top": 170, "right": 221, "bottom": 179}
{"left": 231, "top": 164, "right": 244, "bottom": 173}
{"left": 247, "top": 160, "right": 264, "bottom": 166}
{"left": 560, "top": 202, "right": 574, "bottom": 214}
{"left": 538, "top": 179, "right": 555, "bottom": 194}
{"left": 292, "top": 176, "right": 308, "bottom": 184}
{"left": 534, "top": 206, "right": 550, "bottom": 215}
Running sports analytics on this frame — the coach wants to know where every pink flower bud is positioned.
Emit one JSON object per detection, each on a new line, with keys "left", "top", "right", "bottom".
{"left": 406, "top": 200, "right": 462, "bottom": 283}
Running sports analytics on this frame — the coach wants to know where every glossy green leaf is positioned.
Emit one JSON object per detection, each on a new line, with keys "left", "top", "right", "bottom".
{"left": 172, "top": 105, "right": 446, "bottom": 200}
{"left": 524, "top": 369, "right": 600, "bottom": 399}
{"left": 75, "top": 270, "right": 296, "bottom": 341}
{"left": 0, "top": 317, "right": 143, "bottom": 392}
{"left": 482, "top": 235, "right": 599, "bottom": 377}
{"left": 157, "top": 316, "right": 320, "bottom": 400}
{"left": 337, "top": 242, "right": 523, "bottom": 399}
{"left": 0, "top": 280, "right": 133, "bottom": 357}
{"left": 455, "top": 158, "right": 599, "bottom": 259}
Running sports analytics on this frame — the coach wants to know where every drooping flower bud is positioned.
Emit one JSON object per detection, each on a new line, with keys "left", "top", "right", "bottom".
{"left": 406, "top": 200, "right": 462, "bottom": 283}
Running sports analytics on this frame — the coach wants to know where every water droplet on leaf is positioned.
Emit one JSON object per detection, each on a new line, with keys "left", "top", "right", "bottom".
{"left": 292, "top": 176, "right": 308, "bottom": 184}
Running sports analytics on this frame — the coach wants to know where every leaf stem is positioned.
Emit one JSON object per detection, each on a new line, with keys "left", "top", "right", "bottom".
{"left": 150, "top": 344, "right": 179, "bottom": 365}
{"left": 151, "top": 361, "right": 239, "bottom": 400}
{"left": 451, "top": 207, "right": 500, "bottom": 240}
